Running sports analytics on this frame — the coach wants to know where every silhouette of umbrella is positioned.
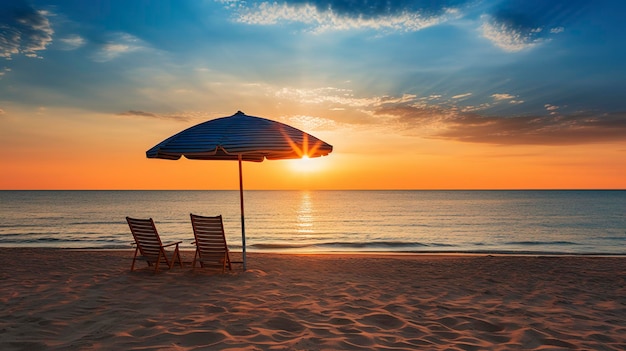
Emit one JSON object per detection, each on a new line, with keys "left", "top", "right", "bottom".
{"left": 146, "top": 111, "right": 333, "bottom": 270}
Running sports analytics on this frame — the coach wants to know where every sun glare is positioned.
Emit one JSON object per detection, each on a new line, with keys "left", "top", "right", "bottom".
{"left": 289, "top": 156, "right": 322, "bottom": 173}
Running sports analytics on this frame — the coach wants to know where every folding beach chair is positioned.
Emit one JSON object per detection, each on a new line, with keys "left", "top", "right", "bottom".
{"left": 126, "top": 217, "right": 183, "bottom": 272}
{"left": 190, "top": 214, "right": 232, "bottom": 273}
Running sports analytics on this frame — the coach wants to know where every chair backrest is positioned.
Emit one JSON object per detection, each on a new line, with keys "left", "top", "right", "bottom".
{"left": 190, "top": 214, "right": 229, "bottom": 262}
{"left": 126, "top": 217, "right": 164, "bottom": 260}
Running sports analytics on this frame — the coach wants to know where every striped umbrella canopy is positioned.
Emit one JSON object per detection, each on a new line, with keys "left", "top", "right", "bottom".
{"left": 146, "top": 111, "right": 333, "bottom": 269}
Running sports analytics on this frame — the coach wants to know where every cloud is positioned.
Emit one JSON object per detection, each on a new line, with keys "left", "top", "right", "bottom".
{"left": 0, "top": 67, "right": 11, "bottom": 78}
{"left": 302, "top": 86, "right": 626, "bottom": 145}
{"left": 375, "top": 103, "right": 455, "bottom": 124}
{"left": 282, "top": 114, "right": 338, "bottom": 131}
{"left": 544, "top": 104, "right": 561, "bottom": 115}
{"left": 376, "top": 101, "right": 626, "bottom": 145}
{"left": 550, "top": 27, "right": 564, "bottom": 34}
{"left": 118, "top": 110, "right": 159, "bottom": 118}
{"left": 480, "top": 16, "right": 544, "bottom": 52}
{"left": 491, "top": 93, "right": 515, "bottom": 101}
{"left": 92, "top": 33, "right": 148, "bottom": 62}
{"left": 275, "top": 86, "right": 419, "bottom": 109}
{"left": 434, "top": 112, "right": 626, "bottom": 145}
{"left": 0, "top": 2, "right": 54, "bottom": 59}
{"left": 452, "top": 93, "right": 472, "bottom": 99}
{"left": 275, "top": 86, "right": 379, "bottom": 106}
{"left": 58, "top": 35, "right": 85, "bottom": 50}
{"left": 220, "top": 0, "right": 468, "bottom": 32}
{"left": 479, "top": 0, "right": 580, "bottom": 53}
{"left": 544, "top": 104, "right": 559, "bottom": 111}
{"left": 117, "top": 110, "right": 191, "bottom": 122}
{"left": 118, "top": 109, "right": 221, "bottom": 122}
{"left": 490, "top": 93, "right": 523, "bottom": 104}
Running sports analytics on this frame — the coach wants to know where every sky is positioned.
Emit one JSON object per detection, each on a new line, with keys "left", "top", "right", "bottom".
{"left": 1, "top": 0, "right": 625, "bottom": 190}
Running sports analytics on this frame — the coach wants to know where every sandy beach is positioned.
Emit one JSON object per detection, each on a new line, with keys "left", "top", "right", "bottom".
{"left": 1, "top": 249, "right": 625, "bottom": 350}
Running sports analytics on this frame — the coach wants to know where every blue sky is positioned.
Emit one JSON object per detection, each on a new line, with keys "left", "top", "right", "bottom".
{"left": 1, "top": 1, "right": 625, "bottom": 189}
{"left": 3, "top": 0, "right": 626, "bottom": 144}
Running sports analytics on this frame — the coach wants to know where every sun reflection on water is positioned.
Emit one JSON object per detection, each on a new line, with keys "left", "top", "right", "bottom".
{"left": 296, "top": 191, "right": 314, "bottom": 235}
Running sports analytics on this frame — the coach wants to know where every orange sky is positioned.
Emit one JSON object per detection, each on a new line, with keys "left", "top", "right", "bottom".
{"left": 1, "top": 106, "right": 624, "bottom": 190}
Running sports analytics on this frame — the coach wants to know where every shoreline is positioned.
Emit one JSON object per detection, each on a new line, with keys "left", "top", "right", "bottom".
{"left": 10, "top": 246, "right": 626, "bottom": 257}
{"left": 2, "top": 248, "right": 625, "bottom": 350}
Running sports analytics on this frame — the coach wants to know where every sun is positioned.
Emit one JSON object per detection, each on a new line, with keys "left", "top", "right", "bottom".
{"left": 288, "top": 156, "right": 322, "bottom": 173}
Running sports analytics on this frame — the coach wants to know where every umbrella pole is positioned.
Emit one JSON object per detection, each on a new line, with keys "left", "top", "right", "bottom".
{"left": 238, "top": 154, "right": 247, "bottom": 271}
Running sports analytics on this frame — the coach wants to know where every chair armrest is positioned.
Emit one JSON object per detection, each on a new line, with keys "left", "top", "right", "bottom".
{"left": 163, "top": 241, "right": 182, "bottom": 247}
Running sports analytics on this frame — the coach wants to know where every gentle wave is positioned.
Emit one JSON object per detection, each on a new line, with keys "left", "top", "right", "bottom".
{"left": 505, "top": 241, "right": 581, "bottom": 246}
{"left": 251, "top": 241, "right": 432, "bottom": 250}
{"left": 0, "top": 237, "right": 120, "bottom": 244}
{"left": 68, "top": 221, "right": 123, "bottom": 226}
{"left": 250, "top": 241, "right": 578, "bottom": 252}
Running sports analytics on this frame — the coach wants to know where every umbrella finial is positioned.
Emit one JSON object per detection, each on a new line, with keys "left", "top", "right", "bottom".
{"left": 235, "top": 110, "right": 245, "bottom": 116}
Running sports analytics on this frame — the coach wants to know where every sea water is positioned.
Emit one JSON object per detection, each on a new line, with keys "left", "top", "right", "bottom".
{"left": 0, "top": 190, "right": 624, "bottom": 255}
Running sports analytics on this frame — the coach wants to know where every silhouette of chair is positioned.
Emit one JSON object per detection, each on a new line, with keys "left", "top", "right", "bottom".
{"left": 190, "top": 214, "right": 232, "bottom": 273}
{"left": 126, "top": 217, "right": 183, "bottom": 272}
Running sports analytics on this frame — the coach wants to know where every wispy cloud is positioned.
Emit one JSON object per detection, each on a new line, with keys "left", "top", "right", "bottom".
{"left": 479, "top": 0, "right": 576, "bottom": 53}
{"left": 491, "top": 93, "right": 514, "bottom": 101}
{"left": 92, "top": 33, "right": 148, "bottom": 62}
{"left": 118, "top": 110, "right": 160, "bottom": 118}
{"left": 544, "top": 104, "right": 561, "bottom": 115}
{"left": 219, "top": 0, "right": 467, "bottom": 33}
{"left": 434, "top": 111, "right": 626, "bottom": 145}
{"left": 491, "top": 93, "right": 524, "bottom": 104}
{"left": 275, "top": 86, "right": 419, "bottom": 108}
{"left": 550, "top": 27, "right": 564, "bottom": 34}
{"left": 545, "top": 104, "right": 559, "bottom": 111}
{"left": 0, "top": 2, "right": 54, "bottom": 59}
{"left": 281, "top": 114, "right": 338, "bottom": 131}
{"left": 275, "top": 86, "right": 379, "bottom": 106}
{"left": 0, "top": 67, "right": 11, "bottom": 78}
{"left": 58, "top": 35, "right": 85, "bottom": 50}
{"left": 452, "top": 93, "right": 472, "bottom": 99}
{"left": 375, "top": 100, "right": 626, "bottom": 145}
{"left": 117, "top": 110, "right": 197, "bottom": 122}
{"left": 480, "top": 16, "right": 544, "bottom": 52}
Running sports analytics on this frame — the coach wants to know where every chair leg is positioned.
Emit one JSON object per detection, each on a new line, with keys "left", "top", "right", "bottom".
{"left": 173, "top": 245, "right": 183, "bottom": 268}
{"left": 154, "top": 251, "right": 162, "bottom": 273}
{"left": 131, "top": 247, "right": 139, "bottom": 271}
{"left": 222, "top": 253, "right": 227, "bottom": 273}
{"left": 168, "top": 245, "right": 183, "bottom": 269}
{"left": 192, "top": 249, "right": 199, "bottom": 269}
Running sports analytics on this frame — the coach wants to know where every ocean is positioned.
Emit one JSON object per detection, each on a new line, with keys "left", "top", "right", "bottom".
{"left": 0, "top": 190, "right": 624, "bottom": 255}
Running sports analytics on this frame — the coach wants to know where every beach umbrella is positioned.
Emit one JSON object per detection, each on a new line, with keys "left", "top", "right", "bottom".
{"left": 146, "top": 111, "right": 333, "bottom": 270}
